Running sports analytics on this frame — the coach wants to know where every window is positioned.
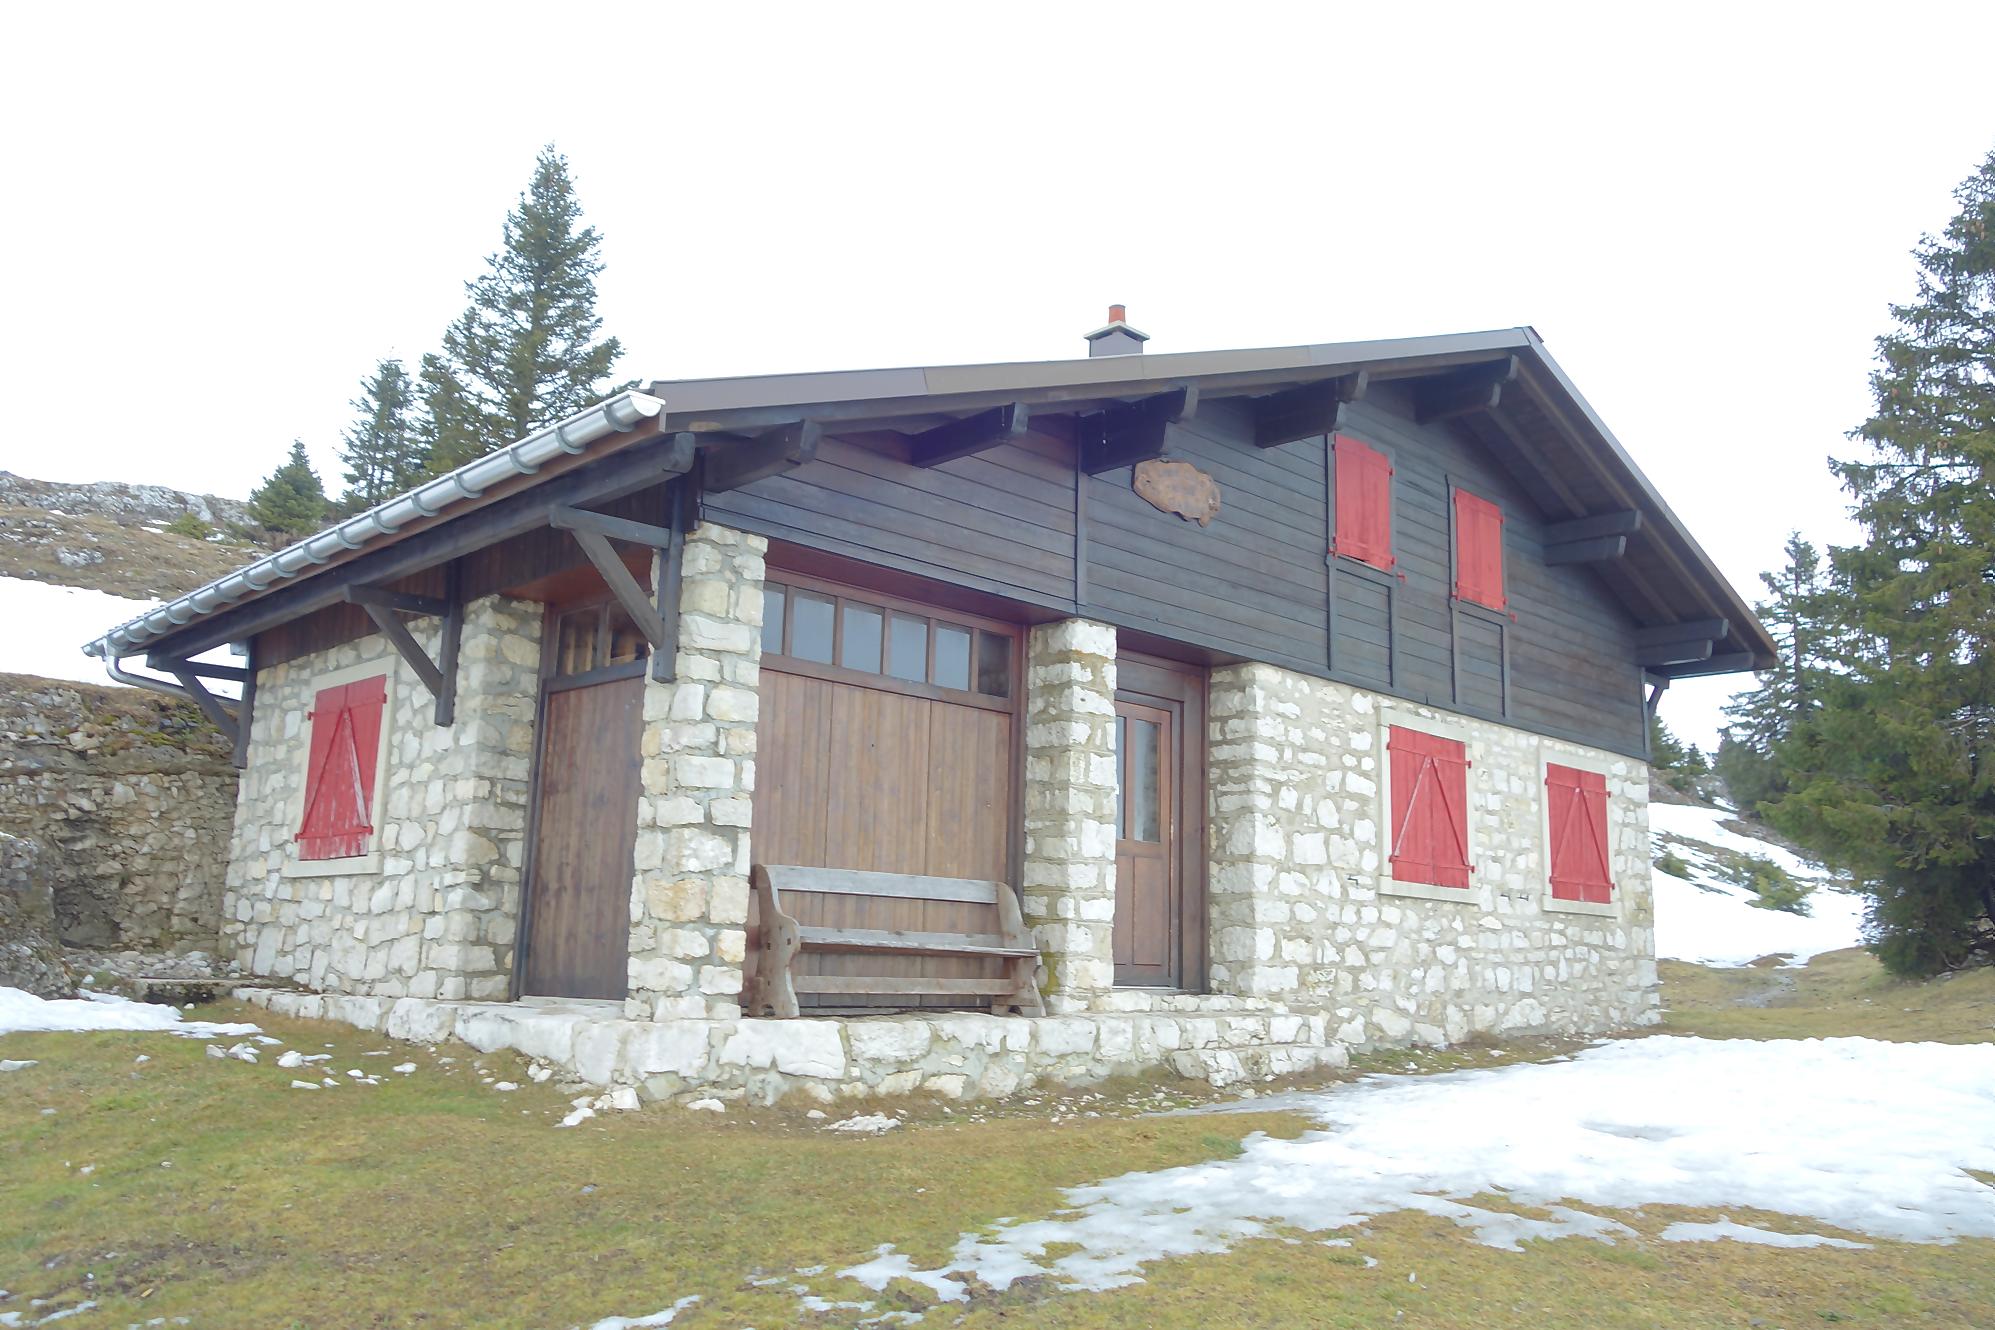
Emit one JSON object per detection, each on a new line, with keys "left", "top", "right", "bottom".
{"left": 1386, "top": 724, "right": 1471, "bottom": 890}
{"left": 296, "top": 673, "right": 388, "bottom": 862}
{"left": 1332, "top": 434, "right": 1394, "bottom": 571}
{"left": 761, "top": 579, "right": 1012, "bottom": 701}
{"left": 1546, "top": 762, "right": 1614, "bottom": 907}
{"left": 1453, "top": 488, "right": 1506, "bottom": 611}
{"left": 549, "top": 602, "right": 651, "bottom": 678}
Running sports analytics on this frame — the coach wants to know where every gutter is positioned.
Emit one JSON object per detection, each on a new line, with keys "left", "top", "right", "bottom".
{"left": 81, "top": 390, "right": 667, "bottom": 685}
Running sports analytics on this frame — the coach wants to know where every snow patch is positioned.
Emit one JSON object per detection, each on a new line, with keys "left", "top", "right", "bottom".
{"left": 1658, "top": 1217, "right": 1871, "bottom": 1249}
{"left": 1648, "top": 803, "right": 1866, "bottom": 966}
{"left": 0, "top": 987, "right": 258, "bottom": 1038}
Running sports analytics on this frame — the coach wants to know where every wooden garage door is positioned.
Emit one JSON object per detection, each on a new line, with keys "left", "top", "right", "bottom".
{"left": 752, "top": 576, "right": 1020, "bottom": 1007}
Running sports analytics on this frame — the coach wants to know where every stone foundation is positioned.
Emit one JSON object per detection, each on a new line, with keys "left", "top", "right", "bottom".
{"left": 238, "top": 987, "right": 1350, "bottom": 1105}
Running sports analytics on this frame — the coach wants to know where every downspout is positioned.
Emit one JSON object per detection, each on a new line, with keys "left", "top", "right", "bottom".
{"left": 102, "top": 654, "right": 229, "bottom": 711}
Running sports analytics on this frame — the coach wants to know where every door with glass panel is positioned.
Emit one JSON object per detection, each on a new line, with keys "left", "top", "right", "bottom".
{"left": 1113, "top": 698, "right": 1178, "bottom": 986}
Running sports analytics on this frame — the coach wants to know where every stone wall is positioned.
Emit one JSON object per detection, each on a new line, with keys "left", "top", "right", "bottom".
{"left": 1019, "top": 618, "right": 1119, "bottom": 1010}
{"left": 1206, "top": 662, "right": 1658, "bottom": 1045}
{"left": 221, "top": 595, "right": 541, "bottom": 1000}
{"left": 0, "top": 831, "right": 75, "bottom": 997}
{"left": 626, "top": 523, "right": 766, "bottom": 1021}
{"left": 0, "top": 675, "right": 236, "bottom": 950}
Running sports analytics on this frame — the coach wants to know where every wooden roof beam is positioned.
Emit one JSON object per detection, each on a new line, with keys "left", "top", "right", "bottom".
{"left": 1250, "top": 371, "right": 1368, "bottom": 449}
{"left": 1545, "top": 534, "right": 1627, "bottom": 565}
{"left": 906, "top": 403, "right": 1031, "bottom": 468}
{"left": 1079, "top": 384, "right": 1199, "bottom": 474}
{"left": 1634, "top": 618, "right": 1729, "bottom": 651}
{"left": 1416, "top": 355, "right": 1520, "bottom": 424}
{"left": 704, "top": 419, "right": 822, "bottom": 493}
{"left": 1545, "top": 509, "right": 1642, "bottom": 543}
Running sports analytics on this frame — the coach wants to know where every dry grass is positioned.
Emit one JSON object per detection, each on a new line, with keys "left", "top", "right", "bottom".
{"left": 2, "top": 950, "right": 1991, "bottom": 1328}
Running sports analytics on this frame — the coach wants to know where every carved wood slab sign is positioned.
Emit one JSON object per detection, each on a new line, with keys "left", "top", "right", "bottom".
{"left": 1133, "top": 459, "right": 1221, "bottom": 527}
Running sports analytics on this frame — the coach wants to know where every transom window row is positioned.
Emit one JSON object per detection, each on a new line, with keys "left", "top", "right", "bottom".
{"left": 762, "top": 581, "right": 1011, "bottom": 699}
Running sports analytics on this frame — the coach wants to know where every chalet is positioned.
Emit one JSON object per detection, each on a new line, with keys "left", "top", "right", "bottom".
{"left": 84, "top": 313, "right": 1773, "bottom": 1103}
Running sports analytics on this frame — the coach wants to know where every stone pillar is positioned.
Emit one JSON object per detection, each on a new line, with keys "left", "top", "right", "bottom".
{"left": 1020, "top": 618, "right": 1119, "bottom": 1011}
{"left": 413, "top": 594, "right": 543, "bottom": 1000}
{"left": 625, "top": 522, "right": 766, "bottom": 1021}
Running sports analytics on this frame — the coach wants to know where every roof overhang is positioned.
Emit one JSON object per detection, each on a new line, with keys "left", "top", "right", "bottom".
{"left": 84, "top": 328, "right": 1776, "bottom": 677}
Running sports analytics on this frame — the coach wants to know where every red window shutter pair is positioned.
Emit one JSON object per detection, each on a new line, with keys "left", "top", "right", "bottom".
{"left": 1546, "top": 763, "right": 1614, "bottom": 903}
{"left": 1387, "top": 725, "right": 1471, "bottom": 889}
{"left": 296, "top": 675, "right": 388, "bottom": 861}
{"left": 1453, "top": 488, "right": 1506, "bottom": 610}
{"left": 1332, "top": 435, "right": 1394, "bottom": 571}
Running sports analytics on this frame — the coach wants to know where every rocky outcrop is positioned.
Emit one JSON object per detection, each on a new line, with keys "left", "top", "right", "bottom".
{"left": 0, "top": 674, "right": 236, "bottom": 952}
{"left": 0, "top": 831, "right": 74, "bottom": 997}
{"left": 0, "top": 471, "right": 251, "bottom": 531}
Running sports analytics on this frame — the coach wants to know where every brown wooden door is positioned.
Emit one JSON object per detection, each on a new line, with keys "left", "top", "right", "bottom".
{"left": 1114, "top": 698, "right": 1176, "bottom": 986}
{"left": 752, "top": 572, "right": 1020, "bottom": 1009}
{"left": 521, "top": 610, "right": 646, "bottom": 1000}
{"left": 1114, "top": 655, "right": 1207, "bottom": 991}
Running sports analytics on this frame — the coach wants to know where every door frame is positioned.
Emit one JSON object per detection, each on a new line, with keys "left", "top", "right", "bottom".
{"left": 1114, "top": 651, "right": 1209, "bottom": 993}
{"left": 512, "top": 592, "right": 649, "bottom": 1001}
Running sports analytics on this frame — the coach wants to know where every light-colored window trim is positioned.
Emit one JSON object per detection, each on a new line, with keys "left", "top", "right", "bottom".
{"left": 281, "top": 656, "right": 395, "bottom": 879}
{"left": 1376, "top": 708, "right": 1483, "bottom": 906}
{"left": 1539, "top": 748, "right": 1622, "bottom": 918}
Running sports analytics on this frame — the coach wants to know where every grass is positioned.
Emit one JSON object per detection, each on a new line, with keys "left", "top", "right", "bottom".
{"left": 1, "top": 948, "right": 1990, "bottom": 1328}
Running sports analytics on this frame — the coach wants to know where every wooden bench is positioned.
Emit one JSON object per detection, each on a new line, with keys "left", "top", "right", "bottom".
{"left": 745, "top": 865, "right": 1045, "bottom": 1018}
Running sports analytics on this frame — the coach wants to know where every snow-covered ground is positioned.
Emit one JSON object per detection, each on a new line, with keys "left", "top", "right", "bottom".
{"left": 595, "top": 1035, "right": 1995, "bottom": 1326}
{"left": 0, "top": 986, "right": 258, "bottom": 1038}
{"left": 0, "top": 577, "right": 156, "bottom": 685}
{"left": 1649, "top": 801, "right": 1867, "bottom": 967}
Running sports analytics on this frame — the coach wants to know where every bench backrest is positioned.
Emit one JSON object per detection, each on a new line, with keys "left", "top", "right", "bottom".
{"left": 759, "top": 864, "right": 1001, "bottom": 907}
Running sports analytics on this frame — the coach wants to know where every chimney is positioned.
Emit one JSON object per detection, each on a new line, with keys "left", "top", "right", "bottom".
{"left": 1083, "top": 304, "right": 1149, "bottom": 357}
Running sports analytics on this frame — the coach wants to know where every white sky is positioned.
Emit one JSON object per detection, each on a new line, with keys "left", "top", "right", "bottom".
{"left": 5, "top": 3, "right": 1993, "bottom": 746}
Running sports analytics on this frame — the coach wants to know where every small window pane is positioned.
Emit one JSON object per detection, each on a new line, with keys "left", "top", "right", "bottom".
{"left": 1128, "top": 718, "right": 1162, "bottom": 842}
{"left": 975, "top": 631, "right": 1009, "bottom": 697}
{"left": 763, "top": 585, "right": 786, "bottom": 656}
{"left": 840, "top": 603, "right": 883, "bottom": 673}
{"left": 791, "top": 592, "right": 835, "bottom": 664}
{"left": 556, "top": 611, "right": 597, "bottom": 676}
{"left": 887, "top": 614, "right": 927, "bottom": 683}
{"left": 1114, "top": 714, "right": 1126, "bottom": 839}
{"left": 933, "top": 624, "right": 971, "bottom": 691}
{"left": 605, "top": 606, "right": 648, "bottom": 666}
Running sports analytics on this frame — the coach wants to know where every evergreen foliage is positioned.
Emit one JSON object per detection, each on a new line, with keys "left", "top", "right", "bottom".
{"left": 1762, "top": 147, "right": 1995, "bottom": 975}
{"left": 338, "top": 359, "right": 424, "bottom": 507}
{"left": 1648, "top": 714, "right": 1709, "bottom": 785}
{"left": 247, "top": 440, "right": 331, "bottom": 539}
{"left": 418, "top": 146, "right": 623, "bottom": 476}
{"left": 1716, "top": 534, "right": 1838, "bottom": 813}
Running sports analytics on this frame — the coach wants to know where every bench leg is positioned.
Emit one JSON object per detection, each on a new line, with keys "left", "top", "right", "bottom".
{"left": 766, "top": 919, "right": 802, "bottom": 1019}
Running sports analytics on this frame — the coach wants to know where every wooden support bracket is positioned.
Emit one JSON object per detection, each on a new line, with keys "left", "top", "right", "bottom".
{"left": 159, "top": 662, "right": 240, "bottom": 750}
{"left": 1415, "top": 354, "right": 1520, "bottom": 424}
{"left": 1079, "top": 384, "right": 1199, "bottom": 474}
{"left": 345, "top": 577, "right": 462, "bottom": 725}
{"left": 548, "top": 485, "right": 690, "bottom": 683}
{"left": 908, "top": 402, "right": 1031, "bottom": 467}
{"left": 1546, "top": 509, "right": 1642, "bottom": 543}
{"left": 1251, "top": 370, "right": 1369, "bottom": 448}
{"left": 1544, "top": 534, "right": 1628, "bottom": 565}
{"left": 1639, "top": 638, "right": 1716, "bottom": 668}
{"left": 704, "top": 420, "right": 822, "bottom": 492}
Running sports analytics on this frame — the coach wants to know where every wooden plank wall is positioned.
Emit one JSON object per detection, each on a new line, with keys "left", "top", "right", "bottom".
{"left": 705, "top": 383, "right": 1648, "bottom": 756}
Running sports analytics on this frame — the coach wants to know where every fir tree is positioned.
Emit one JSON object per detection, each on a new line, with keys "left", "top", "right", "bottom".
{"left": 419, "top": 146, "right": 623, "bottom": 475}
{"left": 1717, "top": 533, "right": 1837, "bottom": 812}
{"left": 338, "top": 358, "right": 424, "bottom": 507}
{"left": 1768, "top": 146, "right": 1995, "bottom": 975}
{"left": 248, "top": 440, "right": 331, "bottom": 539}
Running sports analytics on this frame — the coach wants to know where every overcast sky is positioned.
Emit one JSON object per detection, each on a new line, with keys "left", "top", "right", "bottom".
{"left": 5, "top": 3, "right": 1993, "bottom": 746}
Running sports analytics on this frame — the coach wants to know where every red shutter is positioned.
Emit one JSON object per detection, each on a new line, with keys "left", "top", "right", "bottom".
{"left": 1453, "top": 488, "right": 1506, "bottom": 610}
{"left": 1546, "top": 763, "right": 1613, "bottom": 903}
{"left": 296, "top": 675, "right": 387, "bottom": 860}
{"left": 1332, "top": 435, "right": 1394, "bottom": 571}
{"left": 1388, "top": 726, "right": 1471, "bottom": 889}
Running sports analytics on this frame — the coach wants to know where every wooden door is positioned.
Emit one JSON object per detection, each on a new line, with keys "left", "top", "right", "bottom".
{"left": 1113, "top": 699, "right": 1176, "bottom": 986}
{"left": 1114, "top": 655, "right": 1208, "bottom": 991}
{"left": 520, "top": 601, "right": 648, "bottom": 1000}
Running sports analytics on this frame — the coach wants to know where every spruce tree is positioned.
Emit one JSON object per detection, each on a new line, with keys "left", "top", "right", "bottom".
{"left": 419, "top": 146, "right": 623, "bottom": 475}
{"left": 1717, "top": 533, "right": 1836, "bottom": 812}
{"left": 1768, "top": 147, "right": 1995, "bottom": 975}
{"left": 338, "top": 358, "right": 424, "bottom": 507}
{"left": 248, "top": 440, "right": 332, "bottom": 539}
